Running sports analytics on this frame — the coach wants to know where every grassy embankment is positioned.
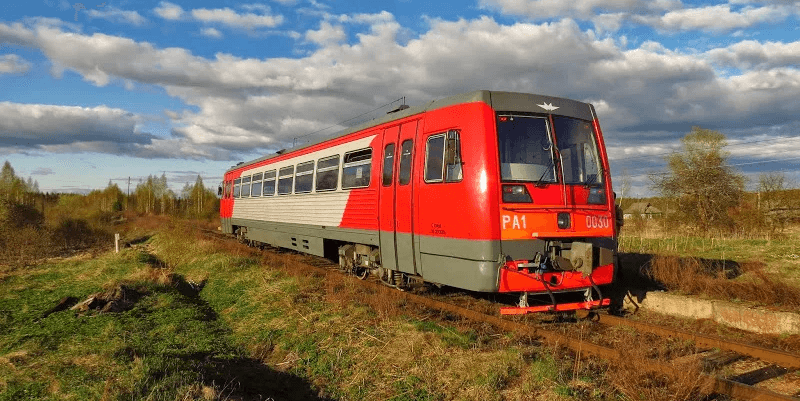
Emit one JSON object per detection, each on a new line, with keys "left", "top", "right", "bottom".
{"left": 618, "top": 220, "right": 800, "bottom": 309}
{"left": 0, "top": 218, "right": 709, "bottom": 400}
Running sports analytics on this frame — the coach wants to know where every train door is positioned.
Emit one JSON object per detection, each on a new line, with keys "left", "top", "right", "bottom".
{"left": 396, "top": 121, "right": 419, "bottom": 274}
{"left": 378, "top": 126, "right": 399, "bottom": 271}
{"left": 378, "top": 121, "right": 420, "bottom": 275}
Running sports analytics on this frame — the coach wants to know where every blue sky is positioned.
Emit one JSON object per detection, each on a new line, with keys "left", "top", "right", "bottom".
{"left": 1, "top": 0, "right": 799, "bottom": 196}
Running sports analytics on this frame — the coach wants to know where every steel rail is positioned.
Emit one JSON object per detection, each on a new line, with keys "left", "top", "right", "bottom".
{"left": 585, "top": 312, "right": 800, "bottom": 370}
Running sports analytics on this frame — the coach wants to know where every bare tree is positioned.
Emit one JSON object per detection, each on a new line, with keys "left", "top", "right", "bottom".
{"left": 650, "top": 127, "right": 745, "bottom": 232}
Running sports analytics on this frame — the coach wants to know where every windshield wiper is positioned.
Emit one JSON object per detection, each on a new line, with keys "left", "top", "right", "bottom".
{"left": 535, "top": 158, "right": 555, "bottom": 186}
{"left": 583, "top": 166, "right": 602, "bottom": 188}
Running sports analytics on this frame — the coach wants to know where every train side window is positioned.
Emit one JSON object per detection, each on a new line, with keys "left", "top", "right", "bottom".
{"left": 241, "top": 175, "right": 252, "bottom": 197}
{"left": 382, "top": 143, "right": 395, "bottom": 186}
{"left": 398, "top": 140, "right": 413, "bottom": 185}
{"left": 263, "top": 170, "right": 276, "bottom": 196}
{"left": 233, "top": 178, "right": 241, "bottom": 198}
{"left": 251, "top": 172, "right": 263, "bottom": 197}
{"left": 278, "top": 166, "right": 294, "bottom": 195}
{"left": 342, "top": 148, "right": 372, "bottom": 189}
{"left": 295, "top": 161, "right": 314, "bottom": 194}
{"left": 425, "top": 130, "right": 462, "bottom": 183}
{"left": 316, "top": 155, "right": 339, "bottom": 192}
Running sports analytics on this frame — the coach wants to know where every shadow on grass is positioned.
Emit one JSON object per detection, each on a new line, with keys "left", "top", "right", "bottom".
{"left": 26, "top": 269, "right": 330, "bottom": 401}
{"left": 608, "top": 253, "right": 744, "bottom": 314}
{"left": 182, "top": 352, "right": 331, "bottom": 401}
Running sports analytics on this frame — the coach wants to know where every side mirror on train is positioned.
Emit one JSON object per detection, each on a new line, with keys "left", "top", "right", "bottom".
{"left": 218, "top": 186, "right": 223, "bottom": 196}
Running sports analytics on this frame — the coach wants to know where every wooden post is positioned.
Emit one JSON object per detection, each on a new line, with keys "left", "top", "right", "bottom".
{"left": 115, "top": 233, "right": 120, "bottom": 253}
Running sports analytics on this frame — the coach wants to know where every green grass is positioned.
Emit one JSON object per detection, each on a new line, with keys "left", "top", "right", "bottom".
{"left": 619, "top": 222, "right": 800, "bottom": 287}
{"left": 0, "top": 248, "right": 272, "bottom": 400}
{"left": 1, "top": 220, "right": 642, "bottom": 400}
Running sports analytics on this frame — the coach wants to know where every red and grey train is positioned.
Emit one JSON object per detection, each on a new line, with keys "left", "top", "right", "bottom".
{"left": 220, "top": 90, "right": 618, "bottom": 314}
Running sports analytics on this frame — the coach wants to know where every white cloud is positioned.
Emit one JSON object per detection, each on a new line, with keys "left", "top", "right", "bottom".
{"left": 2, "top": 14, "right": 800, "bottom": 162}
{"left": 154, "top": 2, "right": 184, "bottom": 20}
{"left": 478, "top": 0, "right": 652, "bottom": 20}
{"left": 478, "top": 0, "right": 684, "bottom": 25}
{"left": 87, "top": 7, "right": 147, "bottom": 26}
{"left": 0, "top": 102, "right": 151, "bottom": 146}
{"left": 707, "top": 40, "right": 800, "bottom": 70}
{"left": 200, "top": 27, "right": 223, "bottom": 38}
{"left": 0, "top": 54, "right": 31, "bottom": 74}
{"left": 481, "top": 0, "right": 797, "bottom": 33}
{"left": 636, "top": 4, "right": 790, "bottom": 32}
{"left": 190, "top": 7, "right": 283, "bottom": 29}
{"left": 305, "top": 21, "right": 345, "bottom": 45}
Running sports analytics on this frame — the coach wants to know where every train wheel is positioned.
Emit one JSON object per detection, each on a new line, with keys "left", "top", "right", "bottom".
{"left": 235, "top": 228, "right": 247, "bottom": 244}
{"left": 354, "top": 267, "right": 368, "bottom": 280}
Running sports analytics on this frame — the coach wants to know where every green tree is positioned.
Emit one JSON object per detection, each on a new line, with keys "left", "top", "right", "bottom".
{"left": 650, "top": 127, "right": 745, "bottom": 232}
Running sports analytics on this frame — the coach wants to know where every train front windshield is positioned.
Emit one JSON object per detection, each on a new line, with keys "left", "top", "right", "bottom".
{"left": 497, "top": 114, "right": 603, "bottom": 186}
{"left": 497, "top": 115, "right": 557, "bottom": 183}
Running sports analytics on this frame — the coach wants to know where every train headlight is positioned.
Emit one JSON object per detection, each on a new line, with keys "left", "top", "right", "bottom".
{"left": 588, "top": 187, "right": 606, "bottom": 205}
{"left": 502, "top": 184, "right": 532, "bottom": 203}
{"left": 557, "top": 212, "right": 571, "bottom": 229}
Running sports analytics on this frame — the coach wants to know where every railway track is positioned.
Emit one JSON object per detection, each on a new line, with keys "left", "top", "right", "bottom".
{"left": 203, "top": 228, "right": 800, "bottom": 400}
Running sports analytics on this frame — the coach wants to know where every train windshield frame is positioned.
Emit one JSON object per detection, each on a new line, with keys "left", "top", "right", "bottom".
{"left": 497, "top": 113, "right": 603, "bottom": 186}
{"left": 552, "top": 116, "right": 603, "bottom": 186}
{"left": 496, "top": 114, "right": 556, "bottom": 183}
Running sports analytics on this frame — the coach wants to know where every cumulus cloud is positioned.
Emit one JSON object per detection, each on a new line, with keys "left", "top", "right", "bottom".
{"left": 305, "top": 21, "right": 346, "bottom": 45}
{"left": 87, "top": 7, "right": 147, "bottom": 26}
{"left": 190, "top": 6, "right": 283, "bottom": 29}
{"left": 154, "top": 2, "right": 184, "bottom": 20}
{"left": 0, "top": 102, "right": 152, "bottom": 146}
{"left": 478, "top": 0, "right": 666, "bottom": 20}
{"left": 638, "top": 4, "right": 790, "bottom": 32}
{"left": 0, "top": 54, "right": 31, "bottom": 74}
{"left": 2, "top": 13, "right": 800, "bottom": 165}
{"left": 707, "top": 40, "right": 800, "bottom": 70}
{"left": 200, "top": 27, "right": 223, "bottom": 38}
{"left": 481, "top": 0, "right": 797, "bottom": 33}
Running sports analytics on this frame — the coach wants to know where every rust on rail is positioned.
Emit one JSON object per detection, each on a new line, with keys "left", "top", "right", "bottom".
{"left": 584, "top": 312, "right": 800, "bottom": 370}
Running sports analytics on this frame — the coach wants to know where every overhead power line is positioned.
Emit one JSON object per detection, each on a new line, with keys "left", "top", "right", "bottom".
{"left": 292, "top": 97, "right": 406, "bottom": 147}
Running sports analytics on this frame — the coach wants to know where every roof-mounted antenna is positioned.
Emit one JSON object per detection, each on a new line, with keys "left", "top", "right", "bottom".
{"left": 387, "top": 97, "right": 409, "bottom": 114}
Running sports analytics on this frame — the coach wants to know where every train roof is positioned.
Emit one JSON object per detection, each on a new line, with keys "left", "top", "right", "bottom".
{"left": 226, "top": 90, "right": 595, "bottom": 174}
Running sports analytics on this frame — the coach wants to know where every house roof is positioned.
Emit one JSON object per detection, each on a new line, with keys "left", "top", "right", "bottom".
{"left": 624, "top": 202, "right": 662, "bottom": 214}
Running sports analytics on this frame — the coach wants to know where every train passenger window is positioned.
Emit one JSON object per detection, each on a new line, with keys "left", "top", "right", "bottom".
{"left": 278, "top": 166, "right": 294, "bottom": 195}
{"left": 233, "top": 178, "right": 241, "bottom": 198}
{"left": 316, "top": 155, "right": 339, "bottom": 192}
{"left": 382, "top": 144, "right": 395, "bottom": 186}
{"left": 425, "top": 130, "right": 462, "bottom": 183}
{"left": 342, "top": 148, "right": 372, "bottom": 189}
{"left": 263, "top": 170, "right": 276, "bottom": 196}
{"left": 398, "top": 140, "right": 413, "bottom": 185}
{"left": 295, "top": 161, "right": 314, "bottom": 194}
{"left": 251, "top": 172, "right": 263, "bottom": 197}
{"left": 241, "top": 175, "right": 252, "bottom": 197}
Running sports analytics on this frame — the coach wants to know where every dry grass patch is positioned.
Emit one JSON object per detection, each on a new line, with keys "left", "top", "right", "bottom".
{"left": 646, "top": 254, "right": 800, "bottom": 308}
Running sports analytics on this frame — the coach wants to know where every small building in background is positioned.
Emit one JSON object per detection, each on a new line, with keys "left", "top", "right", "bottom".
{"left": 623, "top": 202, "right": 663, "bottom": 219}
